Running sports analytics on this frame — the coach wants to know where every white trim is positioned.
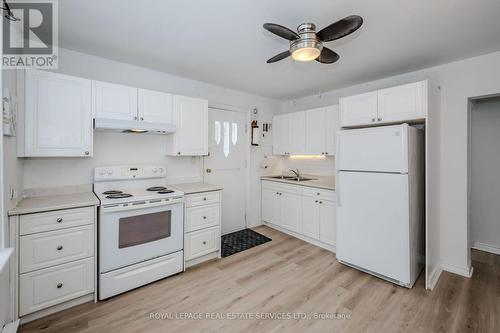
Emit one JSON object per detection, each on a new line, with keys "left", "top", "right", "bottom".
{"left": 472, "top": 241, "right": 500, "bottom": 255}
{"left": 1, "top": 319, "right": 19, "bottom": 333}
{"left": 0, "top": 248, "right": 13, "bottom": 275}
{"left": 427, "top": 263, "right": 443, "bottom": 290}
{"left": 441, "top": 262, "right": 474, "bottom": 278}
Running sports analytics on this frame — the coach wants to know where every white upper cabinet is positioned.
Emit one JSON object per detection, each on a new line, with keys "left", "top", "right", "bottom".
{"left": 340, "top": 80, "right": 428, "bottom": 128}
{"left": 340, "top": 91, "right": 378, "bottom": 127}
{"left": 273, "top": 105, "right": 339, "bottom": 156}
{"left": 377, "top": 81, "right": 426, "bottom": 123}
{"left": 289, "top": 111, "right": 306, "bottom": 155}
{"left": 92, "top": 81, "right": 137, "bottom": 121}
{"left": 273, "top": 114, "right": 291, "bottom": 155}
{"left": 167, "top": 95, "right": 208, "bottom": 156}
{"left": 21, "top": 70, "right": 93, "bottom": 157}
{"left": 138, "top": 89, "right": 173, "bottom": 123}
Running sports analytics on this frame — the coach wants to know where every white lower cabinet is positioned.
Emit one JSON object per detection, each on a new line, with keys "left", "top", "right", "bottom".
{"left": 261, "top": 180, "right": 336, "bottom": 250}
{"left": 12, "top": 206, "right": 96, "bottom": 318}
{"left": 184, "top": 190, "right": 222, "bottom": 266}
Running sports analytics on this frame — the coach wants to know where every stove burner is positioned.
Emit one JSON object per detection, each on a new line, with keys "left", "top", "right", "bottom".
{"left": 146, "top": 186, "right": 167, "bottom": 192}
{"left": 102, "top": 190, "right": 123, "bottom": 195}
{"left": 158, "top": 190, "right": 175, "bottom": 194}
{"left": 106, "top": 193, "right": 133, "bottom": 199}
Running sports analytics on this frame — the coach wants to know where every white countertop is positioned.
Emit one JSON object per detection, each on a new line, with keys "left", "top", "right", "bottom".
{"left": 261, "top": 175, "right": 335, "bottom": 190}
{"left": 8, "top": 192, "right": 100, "bottom": 216}
{"left": 171, "top": 182, "right": 223, "bottom": 195}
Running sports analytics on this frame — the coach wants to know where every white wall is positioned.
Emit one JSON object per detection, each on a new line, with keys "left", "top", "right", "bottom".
{"left": 281, "top": 50, "right": 500, "bottom": 276}
{"left": 15, "top": 47, "right": 281, "bottom": 228}
{"left": 282, "top": 156, "right": 334, "bottom": 176}
{"left": 470, "top": 97, "right": 500, "bottom": 254}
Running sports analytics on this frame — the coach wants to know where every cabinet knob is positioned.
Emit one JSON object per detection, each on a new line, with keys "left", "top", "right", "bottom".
{"left": 177, "top": 152, "right": 181, "bottom": 155}
{"left": 84, "top": 151, "right": 89, "bottom": 156}
{"left": 319, "top": 201, "right": 323, "bottom": 204}
{"left": 203, "top": 197, "right": 207, "bottom": 201}
{"left": 202, "top": 241, "right": 207, "bottom": 245}
{"left": 315, "top": 200, "right": 318, "bottom": 203}
{"left": 57, "top": 245, "right": 63, "bottom": 251}
{"left": 377, "top": 118, "right": 382, "bottom": 121}
{"left": 371, "top": 118, "right": 376, "bottom": 122}
{"left": 57, "top": 283, "right": 63, "bottom": 289}
{"left": 134, "top": 116, "right": 138, "bottom": 120}
{"left": 317, "top": 193, "right": 320, "bottom": 196}
{"left": 203, "top": 216, "right": 207, "bottom": 220}
{"left": 325, "top": 152, "right": 328, "bottom": 155}
{"left": 140, "top": 117, "right": 144, "bottom": 121}
{"left": 56, "top": 218, "right": 63, "bottom": 223}
{"left": 206, "top": 168, "right": 212, "bottom": 173}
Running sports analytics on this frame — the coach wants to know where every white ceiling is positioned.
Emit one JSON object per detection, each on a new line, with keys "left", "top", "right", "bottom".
{"left": 59, "top": 0, "right": 500, "bottom": 100}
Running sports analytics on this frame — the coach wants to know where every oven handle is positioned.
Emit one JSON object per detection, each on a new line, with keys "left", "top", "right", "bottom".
{"left": 100, "top": 197, "right": 184, "bottom": 213}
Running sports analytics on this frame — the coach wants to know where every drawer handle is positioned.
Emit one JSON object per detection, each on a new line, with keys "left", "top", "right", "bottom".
{"left": 317, "top": 193, "right": 320, "bottom": 196}
{"left": 319, "top": 201, "right": 323, "bottom": 204}
{"left": 203, "top": 216, "right": 207, "bottom": 219}
{"left": 57, "top": 283, "right": 63, "bottom": 289}
{"left": 203, "top": 197, "right": 207, "bottom": 201}
{"left": 315, "top": 200, "right": 318, "bottom": 203}
{"left": 56, "top": 218, "right": 63, "bottom": 223}
{"left": 202, "top": 241, "right": 207, "bottom": 245}
{"left": 57, "top": 245, "right": 63, "bottom": 251}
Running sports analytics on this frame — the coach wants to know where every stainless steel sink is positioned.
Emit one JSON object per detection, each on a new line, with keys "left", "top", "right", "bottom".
{"left": 268, "top": 176, "right": 316, "bottom": 182}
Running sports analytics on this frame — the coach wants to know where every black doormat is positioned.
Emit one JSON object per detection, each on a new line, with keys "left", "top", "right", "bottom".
{"left": 221, "top": 229, "right": 272, "bottom": 258}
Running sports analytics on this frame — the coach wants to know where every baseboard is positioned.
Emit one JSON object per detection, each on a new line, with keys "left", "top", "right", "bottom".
{"left": 441, "top": 262, "right": 474, "bottom": 278}
{"left": 1, "top": 319, "right": 19, "bottom": 333}
{"left": 263, "top": 222, "right": 336, "bottom": 253}
{"left": 427, "top": 264, "right": 443, "bottom": 290}
{"left": 472, "top": 242, "right": 500, "bottom": 255}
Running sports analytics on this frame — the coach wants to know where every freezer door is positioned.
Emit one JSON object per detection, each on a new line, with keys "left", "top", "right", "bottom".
{"left": 336, "top": 171, "right": 410, "bottom": 284}
{"left": 338, "top": 124, "right": 408, "bottom": 173}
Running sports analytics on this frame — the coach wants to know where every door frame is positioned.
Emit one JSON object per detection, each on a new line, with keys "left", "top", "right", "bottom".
{"left": 205, "top": 102, "right": 251, "bottom": 234}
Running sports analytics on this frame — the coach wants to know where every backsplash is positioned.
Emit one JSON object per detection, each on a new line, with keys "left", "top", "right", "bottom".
{"left": 282, "top": 156, "right": 335, "bottom": 176}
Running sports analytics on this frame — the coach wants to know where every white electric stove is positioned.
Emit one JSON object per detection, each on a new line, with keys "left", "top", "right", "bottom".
{"left": 94, "top": 165, "right": 185, "bottom": 300}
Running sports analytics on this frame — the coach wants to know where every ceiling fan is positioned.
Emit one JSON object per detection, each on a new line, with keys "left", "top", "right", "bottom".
{"left": 263, "top": 15, "right": 363, "bottom": 64}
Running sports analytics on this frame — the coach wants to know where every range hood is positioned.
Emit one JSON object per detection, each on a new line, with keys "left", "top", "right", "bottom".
{"left": 94, "top": 118, "right": 176, "bottom": 134}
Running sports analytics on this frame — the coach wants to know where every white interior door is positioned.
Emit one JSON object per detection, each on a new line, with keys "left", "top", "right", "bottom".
{"left": 204, "top": 108, "right": 247, "bottom": 234}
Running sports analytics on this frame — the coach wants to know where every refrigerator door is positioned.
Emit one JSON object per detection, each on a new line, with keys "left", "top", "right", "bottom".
{"left": 338, "top": 124, "right": 408, "bottom": 173}
{"left": 336, "top": 171, "right": 410, "bottom": 284}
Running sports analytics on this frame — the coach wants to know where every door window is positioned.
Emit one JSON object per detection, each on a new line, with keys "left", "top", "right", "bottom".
{"left": 119, "top": 211, "right": 171, "bottom": 248}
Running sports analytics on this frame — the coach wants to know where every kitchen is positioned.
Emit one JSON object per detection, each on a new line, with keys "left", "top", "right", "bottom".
{"left": 1, "top": 1, "right": 500, "bottom": 332}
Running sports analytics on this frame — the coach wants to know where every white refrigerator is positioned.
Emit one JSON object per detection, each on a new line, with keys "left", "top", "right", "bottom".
{"left": 336, "top": 124, "right": 424, "bottom": 287}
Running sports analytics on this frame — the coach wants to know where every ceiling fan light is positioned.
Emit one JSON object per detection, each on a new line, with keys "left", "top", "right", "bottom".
{"left": 292, "top": 47, "right": 321, "bottom": 62}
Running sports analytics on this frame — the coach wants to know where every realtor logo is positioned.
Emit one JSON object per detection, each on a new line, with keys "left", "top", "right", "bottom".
{"left": 2, "top": 0, "right": 58, "bottom": 68}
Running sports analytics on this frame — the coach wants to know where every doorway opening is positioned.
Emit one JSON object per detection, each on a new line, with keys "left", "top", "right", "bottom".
{"left": 469, "top": 95, "right": 500, "bottom": 257}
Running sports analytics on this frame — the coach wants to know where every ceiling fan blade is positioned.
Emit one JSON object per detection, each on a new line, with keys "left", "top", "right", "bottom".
{"left": 267, "top": 50, "right": 291, "bottom": 63}
{"left": 316, "top": 47, "right": 340, "bottom": 64}
{"left": 263, "top": 23, "right": 299, "bottom": 41}
{"left": 317, "top": 15, "right": 363, "bottom": 42}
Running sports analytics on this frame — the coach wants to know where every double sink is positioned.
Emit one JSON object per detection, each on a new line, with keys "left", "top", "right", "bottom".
{"left": 268, "top": 175, "right": 317, "bottom": 182}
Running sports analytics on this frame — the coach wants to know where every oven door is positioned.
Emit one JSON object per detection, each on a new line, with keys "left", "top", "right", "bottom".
{"left": 99, "top": 202, "right": 183, "bottom": 273}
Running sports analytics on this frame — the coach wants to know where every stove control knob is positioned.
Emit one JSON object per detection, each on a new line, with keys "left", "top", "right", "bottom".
{"left": 158, "top": 168, "right": 164, "bottom": 174}
{"left": 107, "top": 169, "right": 113, "bottom": 176}
{"left": 98, "top": 170, "right": 106, "bottom": 176}
{"left": 152, "top": 168, "right": 158, "bottom": 174}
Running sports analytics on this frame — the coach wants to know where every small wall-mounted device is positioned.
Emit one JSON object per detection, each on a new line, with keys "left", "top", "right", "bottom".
{"left": 251, "top": 120, "right": 260, "bottom": 146}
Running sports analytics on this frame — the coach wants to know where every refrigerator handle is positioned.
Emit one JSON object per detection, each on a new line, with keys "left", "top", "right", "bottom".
{"left": 335, "top": 131, "right": 341, "bottom": 207}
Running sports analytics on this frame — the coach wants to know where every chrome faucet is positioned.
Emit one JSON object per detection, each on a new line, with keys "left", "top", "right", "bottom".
{"left": 290, "top": 169, "right": 301, "bottom": 180}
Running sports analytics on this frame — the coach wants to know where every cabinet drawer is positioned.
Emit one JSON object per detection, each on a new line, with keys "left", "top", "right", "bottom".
{"left": 261, "top": 180, "right": 302, "bottom": 195}
{"left": 186, "top": 204, "right": 220, "bottom": 232}
{"left": 20, "top": 225, "right": 94, "bottom": 273}
{"left": 185, "top": 226, "right": 220, "bottom": 260}
{"left": 19, "top": 258, "right": 94, "bottom": 316}
{"left": 185, "top": 191, "right": 220, "bottom": 208}
{"left": 302, "top": 187, "right": 335, "bottom": 201}
{"left": 20, "top": 207, "right": 94, "bottom": 235}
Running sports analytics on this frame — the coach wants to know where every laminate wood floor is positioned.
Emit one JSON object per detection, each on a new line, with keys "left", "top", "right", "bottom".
{"left": 20, "top": 226, "right": 500, "bottom": 333}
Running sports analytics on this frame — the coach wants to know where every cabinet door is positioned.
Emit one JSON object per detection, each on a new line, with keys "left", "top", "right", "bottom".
{"left": 92, "top": 81, "right": 137, "bottom": 121}
{"left": 138, "top": 89, "right": 173, "bottom": 123}
{"left": 302, "top": 197, "right": 320, "bottom": 240}
{"left": 319, "top": 200, "right": 336, "bottom": 246}
{"left": 377, "top": 81, "right": 426, "bottom": 123}
{"left": 305, "top": 108, "right": 326, "bottom": 154}
{"left": 324, "top": 105, "right": 339, "bottom": 156}
{"left": 273, "top": 114, "right": 290, "bottom": 155}
{"left": 281, "top": 192, "right": 302, "bottom": 233}
{"left": 340, "top": 91, "right": 378, "bottom": 127}
{"left": 24, "top": 70, "right": 92, "bottom": 157}
{"left": 262, "top": 188, "right": 281, "bottom": 226}
{"left": 289, "top": 111, "right": 306, "bottom": 155}
{"left": 171, "top": 95, "right": 208, "bottom": 156}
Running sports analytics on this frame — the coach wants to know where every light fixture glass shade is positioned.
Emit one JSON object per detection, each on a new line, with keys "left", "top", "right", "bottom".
{"left": 291, "top": 47, "right": 321, "bottom": 62}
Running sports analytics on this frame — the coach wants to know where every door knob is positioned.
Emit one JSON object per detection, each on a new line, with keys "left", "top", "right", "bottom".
{"left": 206, "top": 168, "right": 212, "bottom": 173}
